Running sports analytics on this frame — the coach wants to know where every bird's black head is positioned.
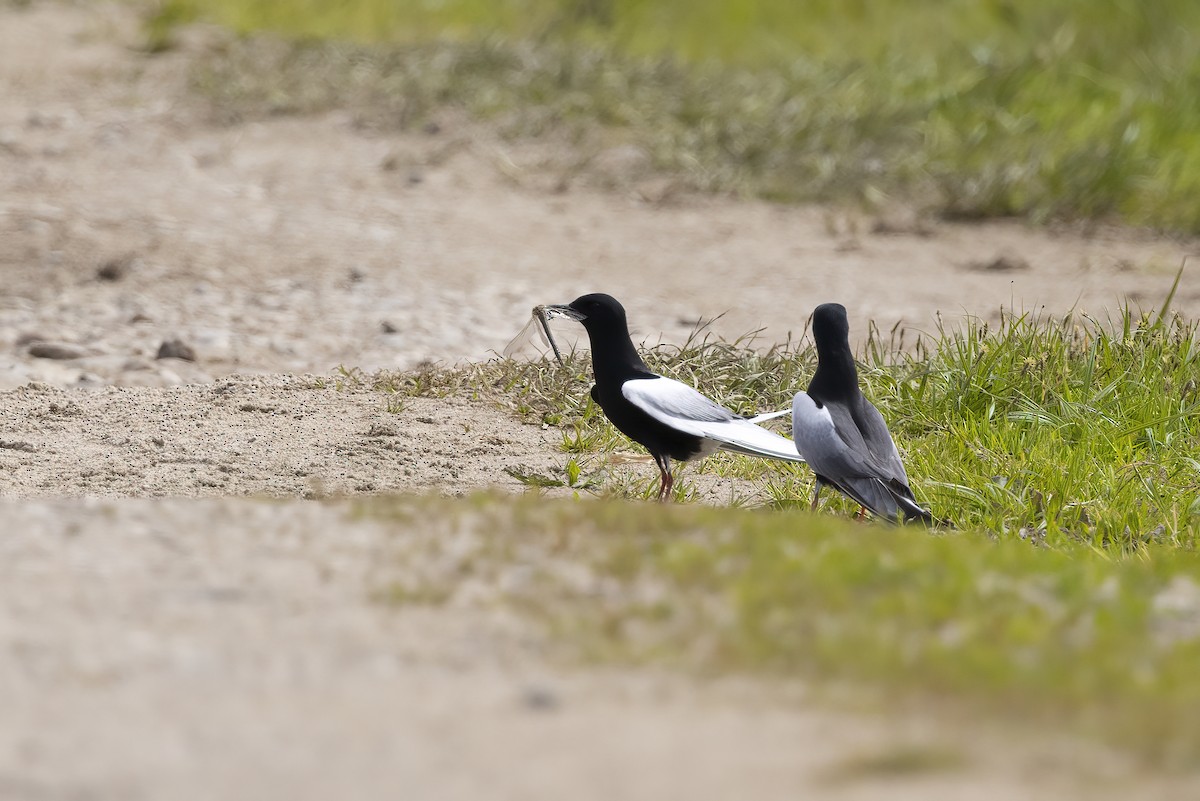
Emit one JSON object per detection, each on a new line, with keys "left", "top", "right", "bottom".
{"left": 545, "top": 292, "right": 648, "bottom": 378}
{"left": 806, "top": 302, "right": 858, "bottom": 401}
{"left": 545, "top": 293, "right": 628, "bottom": 332}
{"left": 811, "top": 302, "right": 850, "bottom": 349}
{"left": 569, "top": 293, "right": 627, "bottom": 329}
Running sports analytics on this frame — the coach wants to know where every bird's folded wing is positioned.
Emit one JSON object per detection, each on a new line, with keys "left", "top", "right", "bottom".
{"left": 835, "top": 474, "right": 930, "bottom": 523}
{"left": 793, "top": 393, "right": 890, "bottom": 484}
{"left": 624, "top": 378, "right": 804, "bottom": 462}
{"left": 622, "top": 377, "right": 737, "bottom": 429}
{"left": 702, "top": 418, "right": 805, "bottom": 462}
{"left": 747, "top": 408, "right": 792, "bottom": 423}
{"left": 852, "top": 398, "right": 910, "bottom": 485}
{"left": 793, "top": 392, "right": 920, "bottom": 520}
{"left": 823, "top": 401, "right": 901, "bottom": 480}
{"left": 830, "top": 476, "right": 903, "bottom": 521}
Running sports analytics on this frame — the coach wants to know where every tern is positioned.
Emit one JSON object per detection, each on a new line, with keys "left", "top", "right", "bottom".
{"left": 546, "top": 293, "right": 803, "bottom": 501}
{"left": 791, "top": 303, "right": 932, "bottom": 523}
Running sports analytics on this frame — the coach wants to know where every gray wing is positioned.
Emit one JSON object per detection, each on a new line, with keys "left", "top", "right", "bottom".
{"left": 841, "top": 398, "right": 929, "bottom": 519}
{"left": 850, "top": 396, "right": 910, "bottom": 486}
{"left": 822, "top": 401, "right": 900, "bottom": 480}
{"left": 812, "top": 401, "right": 904, "bottom": 519}
{"left": 793, "top": 393, "right": 928, "bottom": 522}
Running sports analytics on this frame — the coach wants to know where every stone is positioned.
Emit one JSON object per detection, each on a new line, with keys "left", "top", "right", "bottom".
{"left": 28, "top": 341, "right": 86, "bottom": 360}
{"left": 156, "top": 338, "right": 197, "bottom": 361}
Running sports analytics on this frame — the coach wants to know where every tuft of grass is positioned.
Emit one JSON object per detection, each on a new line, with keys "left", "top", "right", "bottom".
{"left": 504, "top": 458, "right": 603, "bottom": 492}
{"left": 359, "top": 492, "right": 1200, "bottom": 766}
{"left": 155, "top": 0, "right": 1200, "bottom": 230}
{"left": 877, "top": 303, "right": 1200, "bottom": 551}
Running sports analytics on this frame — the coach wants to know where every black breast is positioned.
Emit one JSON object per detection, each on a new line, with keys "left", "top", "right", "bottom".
{"left": 591, "top": 382, "right": 707, "bottom": 463}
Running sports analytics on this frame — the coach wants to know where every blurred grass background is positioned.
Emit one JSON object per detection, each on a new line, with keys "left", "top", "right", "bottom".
{"left": 150, "top": 0, "right": 1200, "bottom": 229}
{"left": 365, "top": 493, "right": 1200, "bottom": 765}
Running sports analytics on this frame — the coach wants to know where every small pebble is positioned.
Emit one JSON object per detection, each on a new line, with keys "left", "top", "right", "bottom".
{"left": 156, "top": 338, "right": 197, "bottom": 361}
{"left": 28, "top": 342, "right": 86, "bottom": 360}
{"left": 367, "top": 423, "right": 399, "bottom": 437}
{"left": 96, "top": 255, "right": 132, "bottom": 282}
{"left": 965, "top": 254, "right": 1030, "bottom": 273}
{"left": 519, "top": 685, "right": 560, "bottom": 712}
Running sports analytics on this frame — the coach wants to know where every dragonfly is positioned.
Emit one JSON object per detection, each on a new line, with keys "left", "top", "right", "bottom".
{"left": 502, "top": 304, "right": 575, "bottom": 364}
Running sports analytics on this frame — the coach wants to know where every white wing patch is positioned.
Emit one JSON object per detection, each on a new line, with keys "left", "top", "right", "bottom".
{"left": 623, "top": 377, "right": 804, "bottom": 463}
{"left": 747, "top": 408, "right": 792, "bottom": 424}
{"left": 622, "top": 377, "right": 734, "bottom": 429}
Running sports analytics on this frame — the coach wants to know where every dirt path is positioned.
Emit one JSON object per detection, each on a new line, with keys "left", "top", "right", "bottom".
{"left": 2, "top": 3, "right": 1199, "bottom": 799}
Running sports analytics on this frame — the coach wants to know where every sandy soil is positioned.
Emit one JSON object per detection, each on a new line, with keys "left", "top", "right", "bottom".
{"left": 0, "top": 375, "right": 567, "bottom": 499}
{"left": 7, "top": 497, "right": 1191, "bottom": 801}
{"left": 2, "top": 3, "right": 1199, "bottom": 799}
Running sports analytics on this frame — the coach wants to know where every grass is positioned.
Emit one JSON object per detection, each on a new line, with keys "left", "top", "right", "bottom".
{"left": 355, "top": 292, "right": 1200, "bottom": 552}
{"left": 360, "top": 492, "right": 1200, "bottom": 766}
{"left": 146, "top": 0, "right": 1200, "bottom": 230}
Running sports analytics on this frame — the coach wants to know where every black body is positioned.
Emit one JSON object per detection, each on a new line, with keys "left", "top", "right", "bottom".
{"left": 563, "top": 294, "right": 704, "bottom": 499}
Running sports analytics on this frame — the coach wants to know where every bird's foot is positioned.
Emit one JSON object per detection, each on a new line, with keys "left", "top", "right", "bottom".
{"left": 657, "top": 473, "right": 675, "bottom": 503}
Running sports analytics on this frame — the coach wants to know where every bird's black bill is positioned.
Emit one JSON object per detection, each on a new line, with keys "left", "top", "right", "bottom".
{"left": 543, "top": 304, "right": 587, "bottom": 322}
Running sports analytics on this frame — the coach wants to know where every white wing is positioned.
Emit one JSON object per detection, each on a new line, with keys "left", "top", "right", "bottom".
{"left": 747, "top": 408, "right": 792, "bottom": 424}
{"left": 622, "top": 377, "right": 805, "bottom": 463}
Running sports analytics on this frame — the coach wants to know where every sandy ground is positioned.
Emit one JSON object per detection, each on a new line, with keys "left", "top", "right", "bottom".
{"left": 0, "top": 376, "right": 566, "bottom": 499}
{"left": 2, "top": 2, "right": 1200, "bottom": 799}
{"left": 7, "top": 498, "right": 1192, "bottom": 801}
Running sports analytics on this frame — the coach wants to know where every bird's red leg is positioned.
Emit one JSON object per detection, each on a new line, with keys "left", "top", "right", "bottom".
{"left": 856, "top": 506, "right": 867, "bottom": 521}
{"left": 654, "top": 456, "right": 673, "bottom": 502}
{"left": 809, "top": 482, "right": 822, "bottom": 511}
{"left": 663, "top": 471, "right": 675, "bottom": 503}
